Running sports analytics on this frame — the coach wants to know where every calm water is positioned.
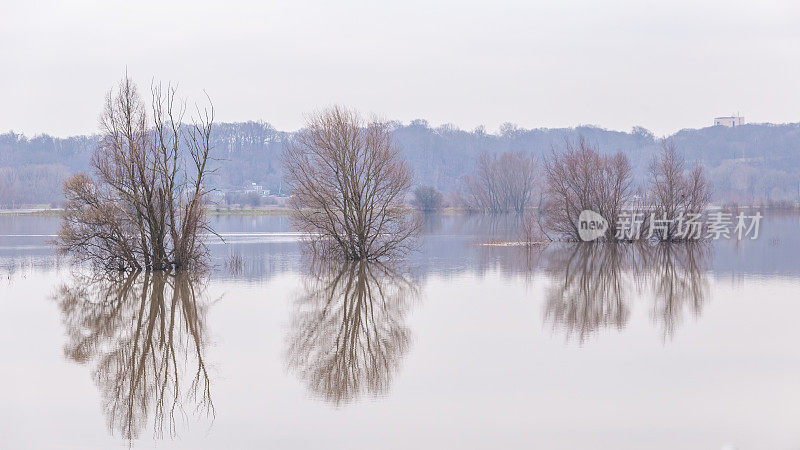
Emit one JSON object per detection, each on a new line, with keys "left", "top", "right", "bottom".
{"left": 1, "top": 213, "right": 799, "bottom": 449}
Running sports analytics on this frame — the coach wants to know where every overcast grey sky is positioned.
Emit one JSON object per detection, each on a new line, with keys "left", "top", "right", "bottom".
{"left": 2, "top": 0, "right": 799, "bottom": 137}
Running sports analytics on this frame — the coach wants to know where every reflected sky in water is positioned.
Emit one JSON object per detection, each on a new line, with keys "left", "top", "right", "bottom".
{"left": 1, "top": 213, "right": 800, "bottom": 449}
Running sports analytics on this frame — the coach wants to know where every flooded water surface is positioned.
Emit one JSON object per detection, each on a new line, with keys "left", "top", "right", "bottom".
{"left": 1, "top": 213, "right": 799, "bottom": 449}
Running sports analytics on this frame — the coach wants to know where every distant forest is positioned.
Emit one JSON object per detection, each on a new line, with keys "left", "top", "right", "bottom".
{"left": 2, "top": 121, "right": 800, "bottom": 207}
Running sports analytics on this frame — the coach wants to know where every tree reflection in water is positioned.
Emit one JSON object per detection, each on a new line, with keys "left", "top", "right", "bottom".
{"left": 543, "top": 242, "right": 709, "bottom": 342}
{"left": 54, "top": 271, "right": 214, "bottom": 440}
{"left": 642, "top": 243, "right": 710, "bottom": 338}
{"left": 543, "top": 243, "right": 636, "bottom": 343}
{"left": 285, "top": 258, "right": 418, "bottom": 405}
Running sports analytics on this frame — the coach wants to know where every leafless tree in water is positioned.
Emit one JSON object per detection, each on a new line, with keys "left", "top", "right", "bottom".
{"left": 520, "top": 208, "right": 546, "bottom": 244}
{"left": 647, "top": 141, "right": 712, "bottom": 240}
{"left": 540, "top": 138, "right": 634, "bottom": 241}
{"left": 283, "top": 106, "right": 418, "bottom": 261}
{"left": 54, "top": 270, "right": 214, "bottom": 440}
{"left": 285, "top": 258, "right": 417, "bottom": 405}
{"left": 56, "top": 76, "right": 215, "bottom": 270}
{"left": 462, "top": 151, "right": 538, "bottom": 213}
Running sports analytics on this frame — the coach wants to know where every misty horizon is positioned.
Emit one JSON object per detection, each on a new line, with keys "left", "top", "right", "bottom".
{"left": 0, "top": 113, "right": 782, "bottom": 140}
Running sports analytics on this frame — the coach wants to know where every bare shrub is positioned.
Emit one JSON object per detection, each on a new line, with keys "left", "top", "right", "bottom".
{"left": 55, "top": 76, "right": 214, "bottom": 270}
{"left": 412, "top": 185, "right": 444, "bottom": 212}
{"left": 541, "top": 138, "right": 634, "bottom": 241}
{"left": 462, "top": 151, "right": 538, "bottom": 213}
{"left": 283, "top": 106, "right": 418, "bottom": 261}
{"left": 647, "top": 141, "right": 712, "bottom": 241}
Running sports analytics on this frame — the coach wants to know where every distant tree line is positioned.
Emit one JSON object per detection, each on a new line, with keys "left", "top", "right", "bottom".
{"left": 2, "top": 121, "right": 800, "bottom": 207}
{"left": 0, "top": 164, "right": 70, "bottom": 207}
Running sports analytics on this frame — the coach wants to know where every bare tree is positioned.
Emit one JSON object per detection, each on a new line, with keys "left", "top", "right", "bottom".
{"left": 541, "top": 138, "right": 634, "bottom": 241}
{"left": 55, "top": 76, "right": 215, "bottom": 270}
{"left": 462, "top": 151, "right": 538, "bottom": 213}
{"left": 283, "top": 106, "right": 418, "bottom": 261}
{"left": 411, "top": 185, "right": 444, "bottom": 212}
{"left": 647, "top": 141, "right": 712, "bottom": 241}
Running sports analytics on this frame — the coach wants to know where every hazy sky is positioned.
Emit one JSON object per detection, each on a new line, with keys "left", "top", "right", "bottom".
{"left": 2, "top": 0, "right": 799, "bottom": 137}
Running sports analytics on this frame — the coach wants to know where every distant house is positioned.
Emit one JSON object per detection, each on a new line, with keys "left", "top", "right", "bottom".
{"left": 714, "top": 115, "right": 745, "bottom": 127}
{"left": 244, "top": 182, "right": 269, "bottom": 196}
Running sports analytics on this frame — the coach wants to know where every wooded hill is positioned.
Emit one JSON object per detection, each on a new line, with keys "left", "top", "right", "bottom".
{"left": 2, "top": 121, "right": 799, "bottom": 207}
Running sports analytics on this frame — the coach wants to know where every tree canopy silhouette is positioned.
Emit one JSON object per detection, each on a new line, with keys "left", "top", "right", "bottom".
{"left": 283, "top": 106, "right": 418, "bottom": 261}
{"left": 56, "top": 76, "right": 215, "bottom": 270}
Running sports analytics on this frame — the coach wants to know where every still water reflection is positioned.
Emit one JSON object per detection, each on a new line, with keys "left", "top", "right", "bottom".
{"left": 1, "top": 213, "right": 800, "bottom": 449}
{"left": 543, "top": 243, "right": 710, "bottom": 341}
{"left": 286, "top": 259, "right": 417, "bottom": 405}
{"left": 54, "top": 271, "right": 214, "bottom": 439}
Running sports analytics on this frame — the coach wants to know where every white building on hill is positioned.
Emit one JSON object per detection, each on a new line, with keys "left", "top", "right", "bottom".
{"left": 714, "top": 115, "right": 745, "bottom": 127}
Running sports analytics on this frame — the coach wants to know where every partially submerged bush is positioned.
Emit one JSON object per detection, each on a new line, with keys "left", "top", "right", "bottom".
{"left": 283, "top": 106, "right": 419, "bottom": 261}
{"left": 646, "top": 141, "right": 712, "bottom": 241}
{"left": 56, "top": 76, "right": 214, "bottom": 270}
{"left": 540, "top": 138, "right": 634, "bottom": 241}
